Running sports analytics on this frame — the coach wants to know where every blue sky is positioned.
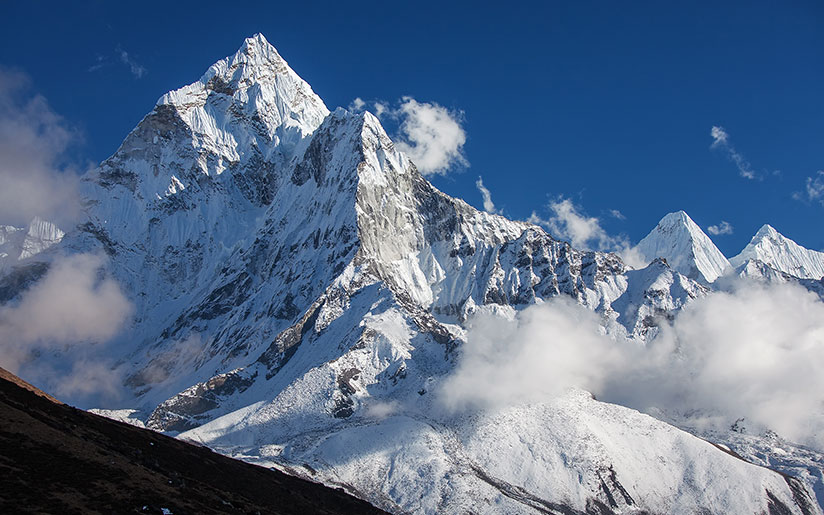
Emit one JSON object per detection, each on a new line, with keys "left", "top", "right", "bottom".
{"left": 1, "top": 0, "right": 822, "bottom": 256}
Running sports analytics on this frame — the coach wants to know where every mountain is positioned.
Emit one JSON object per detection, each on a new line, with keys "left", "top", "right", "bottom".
{"left": 4, "top": 35, "right": 822, "bottom": 514}
{"left": 635, "top": 210, "right": 731, "bottom": 284}
{"left": 0, "top": 367, "right": 385, "bottom": 514}
{"left": 731, "top": 224, "right": 824, "bottom": 280}
{"left": 0, "top": 216, "right": 64, "bottom": 274}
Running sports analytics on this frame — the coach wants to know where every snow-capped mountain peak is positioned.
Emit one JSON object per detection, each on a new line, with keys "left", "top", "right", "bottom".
{"left": 731, "top": 224, "right": 824, "bottom": 280}
{"left": 157, "top": 33, "right": 328, "bottom": 148}
{"left": 635, "top": 210, "right": 731, "bottom": 283}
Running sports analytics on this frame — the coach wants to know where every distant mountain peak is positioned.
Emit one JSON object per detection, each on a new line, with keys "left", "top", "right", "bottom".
{"left": 731, "top": 224, "right": 824, "bottom": 280}
{"left": 636, "top": 210, "right": 730, "bottom": 283}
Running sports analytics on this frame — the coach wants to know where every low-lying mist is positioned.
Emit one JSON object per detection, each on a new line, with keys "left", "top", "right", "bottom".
{"left": 438, "top": 280, "right": 824, "bottom": 450}
{"left": 0, "top": 253, "right": 132, "bottom": 403}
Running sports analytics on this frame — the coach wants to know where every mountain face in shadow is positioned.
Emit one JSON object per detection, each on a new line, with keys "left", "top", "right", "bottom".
{"left": 0, "top": 367, "right": 385, "bottom": 515}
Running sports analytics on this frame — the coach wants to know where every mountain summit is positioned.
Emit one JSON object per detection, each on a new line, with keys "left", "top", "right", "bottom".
{"left": 635, "top": 210, "right": 731, "bottom": 283}
{"left": 731, "top": 224, "right": 824, "bottom": 280}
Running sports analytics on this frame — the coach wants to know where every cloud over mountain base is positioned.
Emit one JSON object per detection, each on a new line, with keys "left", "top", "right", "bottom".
{"left": 439, "top": 281, "right": 824, "bottom": 451}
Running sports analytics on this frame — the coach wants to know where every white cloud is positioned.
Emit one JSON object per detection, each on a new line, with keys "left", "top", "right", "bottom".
{"left": 475, "top": 176, "right": 500, "bottom": 214}
{"left": 795, "top": 170, "right": 824, "bottom": 204}
{"left": 348, "top": 97, "right": 365, "bottom": 112}
{"left": 394, "top": 97, "right": 468, "bottom": 176}
{"left": 710, "top": 125, "right": 756, "bottom": 179}
{"left": 373, "top": 101, "right": 388, "bottom": 118}
{"left": 358, "top": 96, "right": 468, "bottom": 175}
{"left": 528, "top": 197, "right": 646, "bottom": 268}
{"left": 438, "top": 281, "right": 824, "bottom": 450}
{"left": 118, "top": 48, "right": 147, "bottom": 79}
{"left": 0, "top": 253, "right": 133, "bottom": 373}
{"left": 707, "top": 220, "right": 733, "bottom": 235}
{"left": 438, "top": 297, "right": 626, "bottom": 412}
{"left": 0, "top": 69, "right": 82, "bottom": 227}
{"left": 709, "top": 125, "right": 729, "bottom": 147}
{"left": 539, "top": 198, "right": 611, "bottom": 250}
{"left": 609, "top": 209, "right": 626, "bottom": 220}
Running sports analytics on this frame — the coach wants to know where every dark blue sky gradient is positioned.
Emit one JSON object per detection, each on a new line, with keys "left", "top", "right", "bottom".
{"left": 1, "top": 1, "right": 822, "bottom": 255}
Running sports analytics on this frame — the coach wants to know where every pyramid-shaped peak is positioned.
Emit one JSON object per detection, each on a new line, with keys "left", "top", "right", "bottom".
{"left": 731, "top": 224, "right": 824, "bottom": 279}
{"left": 753, "top": 223, "right": 780, "bottom": 239}
{"left": 157, "top": 33, "right": 327, "bottom": 114}
{"left": 663, "top": 210, "right": 689, "bottom": 221}
{"left": 636, "top": 210, "right": 730, "bottom": 283}
{"left": 656, "top": 210, "right": 700, "bottom": 231}
{"left": 231, "top": 33, "right": 285, "bottom": 68}
{"left": 200, "top": 33, "right": 292, "bottom": 89}
{"left": 241, "top": 33, "right": 275, "bottom": 50}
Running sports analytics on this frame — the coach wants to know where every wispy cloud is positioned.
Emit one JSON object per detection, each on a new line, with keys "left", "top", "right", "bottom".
{"left": 475, "top": 176, "right": 500, "bottom": 214}
{"left": 794, "top": 170, "right": 824, "bottom": 204}
{"left": 0, "top": 68, "right": 82, "bottom": 227}
{"left": 707, "top": 220, "right": 733, "bottom": 236}
{"left": 710, "top": 125, "right": 755, "bottom": 179}
{"left": 609, "top": 209, "right": 626, "bottom": 220}
{"left": 118, "top": 48, "right": 147, "bottom": 78}
{"left": 87, "top": 54, "right": 106, "bottom": 73}
{"left": 88, "top": 47, "right": 147, "bottom": 79}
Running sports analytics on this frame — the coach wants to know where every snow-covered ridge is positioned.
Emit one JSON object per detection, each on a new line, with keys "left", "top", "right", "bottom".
{"left": 635, "top": 210, "right": 730, "bottom": 284}
{"left": 732, "top": 224, "right": 824, "bottom": 280}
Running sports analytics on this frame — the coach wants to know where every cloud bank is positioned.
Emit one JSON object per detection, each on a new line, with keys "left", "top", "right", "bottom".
{"left": 439, "top": 281, "right": 824, "bottom": 450}
{"left": 0, "top": 253, "right": 133, "bottom": 402}
{"left": 0, "top": 68, "right": 82, "bottom": 227}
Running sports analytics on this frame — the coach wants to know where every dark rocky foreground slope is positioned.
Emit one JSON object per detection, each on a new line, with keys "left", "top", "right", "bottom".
{"left": 0, "top": 368, "right": 385, "bottom": 515}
